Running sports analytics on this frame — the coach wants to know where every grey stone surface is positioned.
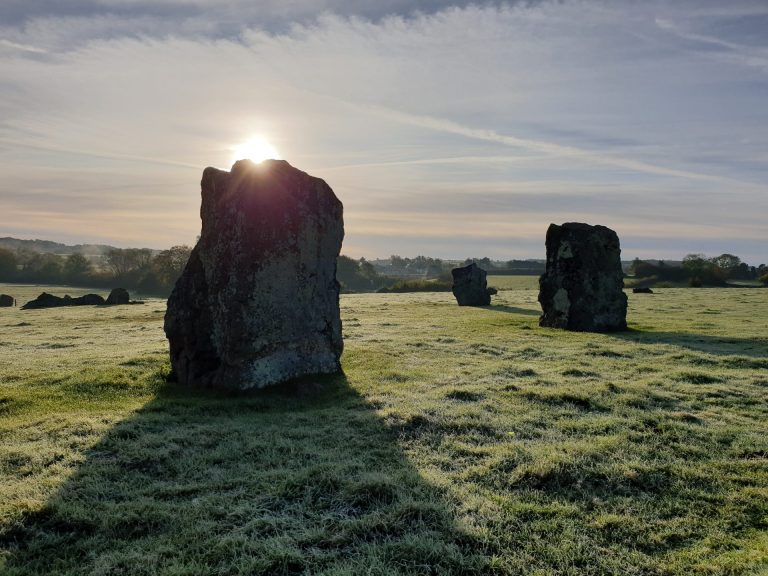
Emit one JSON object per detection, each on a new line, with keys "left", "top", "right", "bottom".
{"left": 538, "top": 222, "right": 627, "bottom": 332}
{"left": 451, "top": 263, "right": 493, "bottom": 306}
{"left": 0, "top": 294, "right": 13, "bottom": 307}
{"left": 106, "top": 288, "right": 130, "bottom": 305}
{"left": 164, "top": 159, "right": 344, "bottom": 390}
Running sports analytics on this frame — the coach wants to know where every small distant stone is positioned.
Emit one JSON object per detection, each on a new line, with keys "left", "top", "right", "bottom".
{"left": 632, "top": 287, "right": 653, "bottom": 294}
{"left": 106, "top": 288, "right": 130, "bottom": 305}
{"left": 0, "top": 294, "right": 14, "bottom": 307}
{"left": 451, "top": 263, "right": 494, "bottom": 306}
{"left": 538, "top": 222, "right": 627, "bottom": 332}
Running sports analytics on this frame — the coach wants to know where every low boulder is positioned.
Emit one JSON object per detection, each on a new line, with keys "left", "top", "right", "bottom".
{"left": 0, "top": 294, "right": 13, "bottom": 307}
{"left": 106, "top": 288, "right": 130, "bottom": 305}
{"left": 76, "top": 294, "right": 106, "bottom": 305}
{"left": 451, "top": 263, "right": 494, "bottom": 306}
{"left": 632, "top": 287, "right": 653, "bottom": 294}
{"left": 22, "top": 292, "right": 105, "bottom": 310}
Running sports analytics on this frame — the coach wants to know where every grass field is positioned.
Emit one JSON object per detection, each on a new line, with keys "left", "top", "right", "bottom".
{"left": 1, "top": 283, "right": 767, "bottom": 575}
{"left": 486, "top": 275, "right": 539, "bottom": 291}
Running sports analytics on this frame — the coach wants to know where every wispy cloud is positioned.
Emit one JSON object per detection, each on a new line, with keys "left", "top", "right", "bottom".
{"left": 0, "top": 0, "right": 766, "bottom": 261}
{"left": 655, "top": 17, "right": 768, "bottom": 72}
{"left": 359, "top": 104, "right": 750, "bottom": 185}
{"left": 0, "top": 38, "right": 47, "bottom": 54}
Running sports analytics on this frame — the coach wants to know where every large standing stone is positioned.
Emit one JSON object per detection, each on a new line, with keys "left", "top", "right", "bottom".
{"left": 538, "top": 222, "right": 627, "bottom": 332}
{"left": 451, "top": 263, "right": 493, "bottom": 306}
{"left": 164, "top": 159, "right": 344, "bottom": 390}
{"left": 0, "top": 294, "right": 13, "bottom": 307}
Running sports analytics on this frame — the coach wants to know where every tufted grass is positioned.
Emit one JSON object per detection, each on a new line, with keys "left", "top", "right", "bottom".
{"left": 0, "top": 283, "right": 767, "bottom": 575}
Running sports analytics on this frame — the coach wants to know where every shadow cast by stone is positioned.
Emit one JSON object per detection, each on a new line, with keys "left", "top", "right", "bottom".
{"left": 609, "top": 328, "right": 768, "bottom": 359}
{"left": 2, "top": 374, "right": 485, "bottom": 574}
{"left": 481, "top": 305, "right": 541, "bottom": 317}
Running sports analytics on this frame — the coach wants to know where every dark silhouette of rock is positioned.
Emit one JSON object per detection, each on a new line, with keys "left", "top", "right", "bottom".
{"left": 633, "top": 287, "right": 654, "bottom": 294}
{"left": 538, "top": 222, "right": 627, "bottom": 332}
{"left": 165, "top": 159, "right": 344, "bottom": 390}
{"left": 76, "top": 294, "right": 106, "bottom": 306}
{"left": 106, "top": 288, "right": 130, "bottom": 305}
{"left": 0, "top": 294, "right": 13, "bottom": 307}
{"left": 21, "top": 292, "right": 105, "bottom": 310}
{"left": 451, "top": 263, "right": 494, "bottom": 306}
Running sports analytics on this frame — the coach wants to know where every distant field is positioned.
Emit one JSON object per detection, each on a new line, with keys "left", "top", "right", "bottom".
{"left": 486, "top": 275, "right": 539, "bottom": 290}
{"left": 1, "top": 284, "right": 767, "bottom": 575}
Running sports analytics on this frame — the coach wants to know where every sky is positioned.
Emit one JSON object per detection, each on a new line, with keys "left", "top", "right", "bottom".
{"left": 0, "top": 0, "right": 767, "bottom": 263}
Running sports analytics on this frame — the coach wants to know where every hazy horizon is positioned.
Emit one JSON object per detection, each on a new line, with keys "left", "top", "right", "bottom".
{"left": 1, "top": 0, "right": 766, "bottom": 262}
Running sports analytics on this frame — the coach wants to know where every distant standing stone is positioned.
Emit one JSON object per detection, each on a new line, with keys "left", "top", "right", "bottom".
{"left": 452, "top": 263, "right": 493, "bottom": 306}
{"left": 0, "top": 294, "right": 13, "bottom": 307}
{"left": 164, "top": 159, "right": 344, "bottom": 390}
{"left": 106, "top": 288, "right": 130, "bottom": 305}
{"left": 538, "top": 222, "right": 627, "bottom": 332}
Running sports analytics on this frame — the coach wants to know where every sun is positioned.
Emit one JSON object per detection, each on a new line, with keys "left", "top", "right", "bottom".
{"left": 231, "top": 136, "right": 280, "bottom": 164}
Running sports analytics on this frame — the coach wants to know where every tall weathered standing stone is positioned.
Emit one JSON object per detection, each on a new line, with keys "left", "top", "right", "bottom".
{"left": 538, "top": 222, "right": 627, "bottom": 332}
{"left": 164, "top": 159, "right": 344, "bottom": 390}
{"left": 451, "top": 263, "right": 493, "bottom": 306}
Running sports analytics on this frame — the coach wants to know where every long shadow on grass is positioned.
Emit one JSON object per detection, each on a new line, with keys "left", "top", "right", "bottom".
{"left": 482, "top": 305, "right": 540, "bottom": 317}
{"left": 2, "top": 374, "right": 486, "bottom": 575}
{"left": 609, "top": 328, "right": 768, "bottom": 360}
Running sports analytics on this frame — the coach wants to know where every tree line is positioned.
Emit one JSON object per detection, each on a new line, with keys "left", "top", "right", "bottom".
{"left": 630, "top": 254, "right": 768, "bottom": 287}
{"left": 0, "top": 246, "right": 193, "bottom": 296}
{"left": 1, "top": 246, "right": 765, "bottom": 295}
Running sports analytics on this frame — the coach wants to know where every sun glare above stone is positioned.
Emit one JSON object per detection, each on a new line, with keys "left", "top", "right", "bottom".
{"left": 231, "top": 137, "right": 280, "bottom": 164}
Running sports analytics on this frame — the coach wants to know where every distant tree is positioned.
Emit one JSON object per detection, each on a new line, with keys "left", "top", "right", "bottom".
{"left": 358, "top": 258, "right": 377, "bottom": 279}
{"left": 710, "top": 253, "right": 751, "bottom": 280}
{"left": 336, "top": 255, "right": 382, "bottom": 292}
{"left": 390, "top": 255, "right": 406, "bottom": 270}
{"left": 426, "top": 259, "right": 443, "bottom": 277}
{"left": 135, "top": 245, "right": 192, "bottom": 295}
{"left": 760, "top": 273, "right": 768, "bottom": 286}
{"left": 682, "top": 253, "right": 724, "bottom": 286}
{"left": 22, "top": 252, "right": 63, "bottom": 283}
{"left": 682, "top": 254, "right": 709, "bottom": 277}
{"left": 0, "top": 248, "right": 17, "bottom": 281}
{"left": 106, "top": 248, "right": 153, "bottom": 278}
{"left": 153, "top": 246, "right": 192, "bottom": 282}
{"left": 463, "top": 257, "right": 492, "bottom": 269}
{"left": 63, "top": 253, "right": 92, "bottom": 284}
{"left": 105, "top": 249, "right": 132, "bottom": 277}
{"left": 710, "top": 253, "right": 741, "bottom": 271}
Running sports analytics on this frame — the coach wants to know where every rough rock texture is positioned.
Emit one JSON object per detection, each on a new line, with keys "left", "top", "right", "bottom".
{"left": 0, "top": 294, "right": 13, "bottom": 307}
{"left": 538, "top": 222, "right": 627, "bottom": 332}
{"left": 106, "top": 288, "right": 130, "bottom": 305}
{"left": 452, "top": 263, "right": 493, "bottom": 306}
{"left": 21, "top": 292, "right": 105, "bottom": 310}
{"left": 164, "top": 159, "right": 344, "bottom": 390}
